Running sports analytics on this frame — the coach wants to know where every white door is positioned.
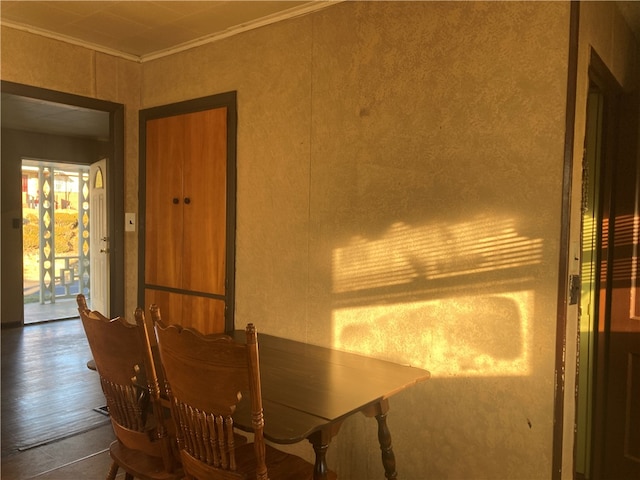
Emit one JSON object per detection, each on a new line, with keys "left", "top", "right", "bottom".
{"left": 89, "top": 159, "right": 109, "bottom": 315}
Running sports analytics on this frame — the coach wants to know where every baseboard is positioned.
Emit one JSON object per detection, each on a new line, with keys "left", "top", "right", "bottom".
{"left": 1, "top": 321, "right": 23, "bottom": 329}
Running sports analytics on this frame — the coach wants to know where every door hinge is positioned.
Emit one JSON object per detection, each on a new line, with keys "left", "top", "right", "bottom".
{"left": 569, "top": 274, "right": 580, "bottom": 305}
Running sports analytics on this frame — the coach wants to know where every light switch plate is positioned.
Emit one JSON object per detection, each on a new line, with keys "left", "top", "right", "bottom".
{"left": 125, "top": 213, "right": 136, "bottom": 232}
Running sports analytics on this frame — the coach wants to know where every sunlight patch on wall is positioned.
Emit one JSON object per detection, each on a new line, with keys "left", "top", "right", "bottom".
{"left": 332, "top": 217, "right": 543, "bottom": 293}
{"left": 330, "top": 215, "right": 541, "bottom": 377}
{"left": 333, "top": 291, "right": 532, "bottom": 377}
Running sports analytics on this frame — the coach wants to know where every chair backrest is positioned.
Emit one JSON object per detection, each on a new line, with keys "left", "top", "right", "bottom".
{"left": 144, "top": 303, "right": 167, "bottom": 394}
{"left": 76, "top": 294, "right": 175, "bottom": 470}
{"left": 154, "top": 319, "right": 268, "bottom": 480}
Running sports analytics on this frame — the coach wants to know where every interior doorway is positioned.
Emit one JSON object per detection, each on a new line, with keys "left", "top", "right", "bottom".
{"left": 575, "top": 52, "right": 640, "bottom": 479}
{"left": 575, "top": 85, "right": 604, "bottom": 480}
{"left": 1, "top": 80, "right": 125, "bottom": 327}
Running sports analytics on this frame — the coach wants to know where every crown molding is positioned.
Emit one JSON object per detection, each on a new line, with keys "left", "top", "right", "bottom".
{"left": 140, "top": 1, "right": 340, "bottom": 62}
{"left": 0, "top": 20, "right": 141, "bottom": 62}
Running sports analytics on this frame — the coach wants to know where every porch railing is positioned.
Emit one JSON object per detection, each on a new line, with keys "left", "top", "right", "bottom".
{"left": 33, "top": 164, "right": 90, "bottom": 304}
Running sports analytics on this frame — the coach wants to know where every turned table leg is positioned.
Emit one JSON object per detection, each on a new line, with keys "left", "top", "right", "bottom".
{"left": 363, "top": 398, "right": 398, "bottom": 479}
{"left": 308, "top": 421, "right": 344, "bottom": 480}
{"left": 375, "top": 409, "right": 397, "bottom": 479}
{"left": 311, "top": 441, "right": 330, "bottom": 480}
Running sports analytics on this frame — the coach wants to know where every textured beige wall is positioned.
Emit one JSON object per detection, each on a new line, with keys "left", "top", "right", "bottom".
{"left": 566, "top": 2, "right": 640, "bottom": 478}
{"left": 8, "top": 1, "right": 638, "bottom": 478}
{"left": 0, "top": 26, "right": 142, "bottom": 318}
{"left": 142, "top": 2, "right": 570, "bottom": 478}
{"left": 1, "top": 28, "right": 95, "bottom": 96}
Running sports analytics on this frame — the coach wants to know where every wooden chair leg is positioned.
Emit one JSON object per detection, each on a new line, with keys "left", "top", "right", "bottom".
{"left": 106, "top": 461, "right": 119, "bottom": 480}
{"left": 124, "top": 474, "right": 134, "bottom": 480}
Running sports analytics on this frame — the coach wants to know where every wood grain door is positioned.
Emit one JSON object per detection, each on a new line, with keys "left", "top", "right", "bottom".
{"left": 145, "top": 114, "right": 185, "bottom": 290}
{"left": 182, "top": 108, "right": 227, "bottom": 296}
{"left": 141, "top": 92, "right": 236, "bottom": 334}
{"left": 144, "top": 289, "right": 225, "bottom": 334}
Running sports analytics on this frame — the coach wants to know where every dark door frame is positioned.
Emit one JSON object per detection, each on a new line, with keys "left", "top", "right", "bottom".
{"left": 138, "top": 91, "right": 238, "bottom": 332}
{"left": 0, "top": 80, "right": 125, "bottom": 322}
{"left": 584, "top": 50, "right": 621, "bottom": 480}
{"left": 552, "top": 2, "right": 580, "bottom": 477}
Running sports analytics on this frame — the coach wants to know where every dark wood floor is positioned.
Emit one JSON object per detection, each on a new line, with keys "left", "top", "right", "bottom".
{"left": 0, "top": 319, "right": 130, "bottom": 478}
{"left": 1, "top": 319, "right": 109, "bottom": 456}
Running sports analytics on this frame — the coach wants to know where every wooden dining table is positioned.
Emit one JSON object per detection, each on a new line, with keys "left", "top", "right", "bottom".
{"left": 88, "top": 330, "right": 430, "bottom": 479}
{"left": 228, "top": 330, "right": 431, "bottom": 480}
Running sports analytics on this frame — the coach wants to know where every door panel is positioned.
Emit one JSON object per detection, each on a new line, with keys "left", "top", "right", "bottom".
{"left": 145, "top": 115, "right": 184, "bottom": 289}
{"left": 180, "top": 294, "right": 226, "bottom": 334}
{"left": 145, "top": 288, "right": 182, "bottom": 326}
{"left": 145, "top": 288, "right": 225, "bottom": 334}
{"left": 90, "top": 159, "right": 109, "bottom": 315}
{"left": 182, "top": 108, "right": 227, "bottom": 295}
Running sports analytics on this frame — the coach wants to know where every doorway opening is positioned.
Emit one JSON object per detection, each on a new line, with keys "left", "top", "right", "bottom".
{"left": 575, "top": 85, "right": 603, "bottom": 480}
{"left": 575, "top": 50, "right": 640, "bottom": 480}
{"left": 22, "top": 160, "right": 90, "bottom": 324}
{"left": 1, "top": 80, "right": 125, "bottom": 327}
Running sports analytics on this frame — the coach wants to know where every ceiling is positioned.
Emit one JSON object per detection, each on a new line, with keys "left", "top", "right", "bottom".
{"left": 0, "top": 1, "right": 331, "bottom": 61}
{"left": 1, "top": 93, "right": 111, "bottom": 140}
{"left": 1, "top": 1, "right": 639, "bottom": 141}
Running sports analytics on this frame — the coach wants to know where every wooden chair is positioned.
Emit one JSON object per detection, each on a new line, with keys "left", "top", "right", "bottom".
{"left": 76, "top": 294, "right": 181, "bottom": 480}
{"left": 154, "top": 318, "right": 331, "bottom": 480}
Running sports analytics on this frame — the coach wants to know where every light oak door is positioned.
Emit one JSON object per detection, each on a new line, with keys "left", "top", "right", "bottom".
{"left": 143, "top": 104, "right": 231, "bottom": 334}
{"left": 181, "top": 109, "right": 227, "bottom": 295}
{"left": 145, "top": 114, "right": 184, "bottom": 290}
